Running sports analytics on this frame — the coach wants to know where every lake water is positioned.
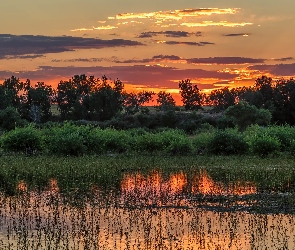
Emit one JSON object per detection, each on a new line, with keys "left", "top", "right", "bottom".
{"left": 0, "top": 171, "right": 294, "bottom": 249}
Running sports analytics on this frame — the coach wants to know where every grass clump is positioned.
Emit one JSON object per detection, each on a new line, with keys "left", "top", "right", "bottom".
{"left": 208, "top": 129, "right": 248, "bottom": 155}
{"left": 1, "top": 125, "right": 43, "bottom": 153}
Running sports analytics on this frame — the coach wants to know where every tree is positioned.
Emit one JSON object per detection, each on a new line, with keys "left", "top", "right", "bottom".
{"left": 123, "top": 91, "right": 154, "bottom": 114}
{"left": 83, "top": 77, "right": 124, "bottom": 121}
{"left": 224, "top": 101, "right": 271, "bottom": 131}
{"left": 178, "top": 79, "right": 204, "bottom": 110}
{"left": 0, "top": 76, "right": 29, "bottom": 110}
{"left": 207, "top": 87, "right": 236, "bottom": 111}
{"left": 56, "top": 74, "right": 98, "bottom": 120}
{"left": 156, "top": 91, "right": 176, "bottom": 111}
{"left": 20, "top": 82, "right": 54, "bottom": 123}
{"left": 272, "top": 78, "right": 295, "bottom": 124}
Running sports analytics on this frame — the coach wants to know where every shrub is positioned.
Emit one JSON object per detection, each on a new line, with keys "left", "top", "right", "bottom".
{"left": 46, "top": 123, "right": 88, "bottom": 156}
{"left": 86, "top": 128, "right": 131, "bottom": 154}
{"left": 192, "top": 132, "right": 214, "bottom": 155}
{"left": 166, "top": 136, "right": 193, "bottom": 155}
{"left": 249, "top": 134, "right": 281, "bottom": 156}
{"left": 135, "top": 133, "right": 164, "bottom": 153}
{"left": 266, "top": 125, "right": 295, "bottom": 151}
{"left": 1, "top": 125, "right": 43, "bottom": 153}
{"left": 0, "top": 107, "right": 27, "bottom": 131}
{"left": 208, "top": 129, "right": 248, "bottom": 155}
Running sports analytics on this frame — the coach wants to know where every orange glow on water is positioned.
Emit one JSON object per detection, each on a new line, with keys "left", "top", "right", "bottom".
{"left": 121, "top": 171, "right": 256, "bottom": 199}
{"left": 17, "top": 181, "right": 28, "bottom": 192}
{"left": 169, "top": 172, "right": 187, "bottom": 194}
{"left": 49, "top": 178, "right": 59, "bottom": 193}
{"left": 193, "top": 170, "right": 223, "bottom": 195}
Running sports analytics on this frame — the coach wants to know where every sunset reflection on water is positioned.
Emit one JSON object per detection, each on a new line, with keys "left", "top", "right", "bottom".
{"left": 4, "top": 173, "right": 295, "bottom": 249}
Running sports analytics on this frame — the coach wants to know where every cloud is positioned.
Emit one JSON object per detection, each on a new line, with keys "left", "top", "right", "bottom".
{"left": 0, "top": 65, "right": 238, "bottom": 89}
{"left": 273, "top": 57, "right": 294, "bottom": 62}
{"left": 248, "top": 63, "right": 295, "bottom": 76}
{"left": 224, "top": 33, "right": 250, "bottom": 37}
{"left": 157, "top": 41, "right": 214, "bottom": 46}
{"left": 4, "top": 54, "right": 44, "bottom": 60}
{"left": 181, "top": 21, "right": 253, "bottom": 27}
{"left": 137, "top": 31, "right": 202, "bottom": 38}
{"left": 0, "top": 34, "right": 143, "bottom": 58}
{"left": 187, "top": 57, "right": 265, "bottom": 65}
{"left": 114, "top": 55, "right": 264, "bottom": 65}
{"left": 109, "top": 8, "right": 238, "bottom": 21}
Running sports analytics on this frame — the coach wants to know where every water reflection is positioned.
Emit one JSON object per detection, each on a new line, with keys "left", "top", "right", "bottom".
{"left": 0, "top": 171, "right": 292, "bottom": 249}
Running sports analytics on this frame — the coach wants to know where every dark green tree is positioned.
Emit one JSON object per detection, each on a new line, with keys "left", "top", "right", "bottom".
{"left": 207, "top": 87, "right": 236, "bottom": 111}
{"left": 83, "top": 76, "right": 124, "bottom": 121}
{"left": 224, "top": 101, "right": 271, "bottom": 131}
{"left": 179, "top": 79, "right": 204, "bottom": 110}
{"left": 156, "top": 91, "right": 176, "bottom": 111}
{"left": 123, "top": 91, "right": 154, "bottom": 114}
{"left": 0, "top": 76, "right": 29, "bottom": 110}
{"left": 56, "top": 74, "right": 97, "bottom": 120}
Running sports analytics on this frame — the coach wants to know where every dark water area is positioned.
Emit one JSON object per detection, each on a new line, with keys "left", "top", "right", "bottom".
{"left": 0, "top": 171, "right": 295, "bottom": 249}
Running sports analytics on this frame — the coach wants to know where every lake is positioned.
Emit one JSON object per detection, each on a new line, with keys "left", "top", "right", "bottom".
{"left": 0, "top": 170, "right": 294, "bottom": 249}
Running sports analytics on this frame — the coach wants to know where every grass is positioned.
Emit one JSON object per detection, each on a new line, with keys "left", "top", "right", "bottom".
{"left": 1, "top": 154, "right": 295, "bottom": 195}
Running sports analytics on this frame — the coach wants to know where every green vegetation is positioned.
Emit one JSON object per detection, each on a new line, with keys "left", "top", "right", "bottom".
{"left": 0, "top": 154, "right": 295, "bottom": 196}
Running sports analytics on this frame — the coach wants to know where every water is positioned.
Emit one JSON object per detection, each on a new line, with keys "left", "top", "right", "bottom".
{"left": 0, "top": 171, "right": 294, "bottom": 249}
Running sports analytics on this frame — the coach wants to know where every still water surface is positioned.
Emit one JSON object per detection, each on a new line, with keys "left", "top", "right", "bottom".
{"left": 0, "top": 171, "right": 294, "bottom": 249}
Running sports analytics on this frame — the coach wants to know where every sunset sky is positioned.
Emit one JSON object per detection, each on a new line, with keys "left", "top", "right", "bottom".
{"left": 1, "top": 0, "right": 295, "bottom": 103}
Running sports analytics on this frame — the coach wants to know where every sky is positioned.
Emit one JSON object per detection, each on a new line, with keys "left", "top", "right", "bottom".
{"left": 1, "top": 0, "right": 295, "bottom": 104}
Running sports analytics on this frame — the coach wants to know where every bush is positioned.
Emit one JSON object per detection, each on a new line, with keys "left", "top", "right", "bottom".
{"left": 208, "top": 130, "right": 248, "bottom": 155}
{"left": 166, "top": 136, "right": 193, "bottom": 155}
{"left": 249, "top": 134, "right": 281, "bottom": 156}
{"left": 135, "top": 133, "right": 164, "bottom": 153}
{"left": 86, "top": 128, "right": 131, "bottom": 154}
{"left": 192, "top": 132, "right": 214, "bottom": 155}
{"left": 46, "top": 123, "right": 88, "bottom": 156}
{"left": 1, "top": 125, "right": 43, "bottom": 153}
{"left": 0, "top": 107, "right": 27, "bottom": 131}
{"left": 266, "top": 126, "right": 295, "bottom": 151}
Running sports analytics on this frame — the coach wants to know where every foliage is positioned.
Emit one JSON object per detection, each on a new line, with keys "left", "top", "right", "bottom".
{"left": 20, "top": 82, "right": 54, "bottom": 123}
{"left": 249, "top": 133, "right": 281, "bottom": 156}
{"left": 123, "top": 91, "right": 155, "bottom": 115}
{"left": 1, "top": 125, "right": 43, "bottom": 153}
{"left": 192, "top": 132, "right": 214, "bottom": 155}
{"left": 179, "top": 79, "right": 204, "bottom": 110}
{"left": 207, "top": 87, "right": 236, "bottom": 111}
{"left": 224, "top": 101, "right": 271, "bottom": 131}
{"left": 45, "top": 123, "right": 88, "bottom": 156}
{"left": 208, "top": 129, "right": 249, "bottom": 155}
{"left": 0, "top": 106, "right": 27, "bottom": 131}
{"left": 156, "top": 91, "right": 176, "bottom": 111}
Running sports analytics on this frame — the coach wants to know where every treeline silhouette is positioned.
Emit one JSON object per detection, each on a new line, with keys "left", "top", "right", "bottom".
{"left": 0, "top": 74, "right": 294, "bottom": 131}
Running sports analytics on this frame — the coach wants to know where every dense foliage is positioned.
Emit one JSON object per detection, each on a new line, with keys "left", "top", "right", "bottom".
{"left": 1, "top": 124, "right": 295, "bottom": 156}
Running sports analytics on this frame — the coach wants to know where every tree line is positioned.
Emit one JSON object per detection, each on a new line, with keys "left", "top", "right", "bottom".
{"left": 0, "top": 74, "right": 294, "bottom": 128}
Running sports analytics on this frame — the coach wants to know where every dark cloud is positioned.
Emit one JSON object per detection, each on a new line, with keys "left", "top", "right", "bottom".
{"left": 138, "top": 31, "right": 202, "bottom": 38}
{"left": 0, "top": 34, "right": 143, "bottom": 58}
{"left": 224, "top": 33, "right": 250, "bottom": 37}
{"left": 187, "top": 57, "right": 265, "bottom": 64}
{"left": 152, "top": 55, "right": 182, "bottom": 60}
{"left": 52, "top": 58, "right": 104, "bottom": 63}
{"left": 4, "top": 54, "right": 44, "bottom": 60}
{"left": 273, "top": 57, "right": 294, "bottom": 62}
{"left": 0, "top": 65, "right": 237, "bottom": 89}
{"left": 115, "top": 54, "right": 182, "bottom": 63}
{"left": 164, "top": 41, "right": 214, "bottom": 46}
{"left": 114, "top": 55, "right": 263, "bottom": 65}
{"left": 248, "top": 63, "right": 295, "bottom": 76}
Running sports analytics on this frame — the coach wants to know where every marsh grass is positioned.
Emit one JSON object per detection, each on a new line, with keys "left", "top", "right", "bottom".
{"left": 0, "top": 155, "right": 295, "bottom": 195}
{"left": 1, "top": 155, "right": 295, "bottom": 248}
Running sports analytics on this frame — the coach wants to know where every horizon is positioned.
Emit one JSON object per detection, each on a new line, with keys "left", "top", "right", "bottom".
{"left": 1, "top": 0, "right": 295, "bottom": 105}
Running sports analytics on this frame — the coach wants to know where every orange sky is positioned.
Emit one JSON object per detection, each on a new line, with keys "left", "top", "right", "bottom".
{"left": 1, "top": 0, "right": 295, "bottom": 105}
